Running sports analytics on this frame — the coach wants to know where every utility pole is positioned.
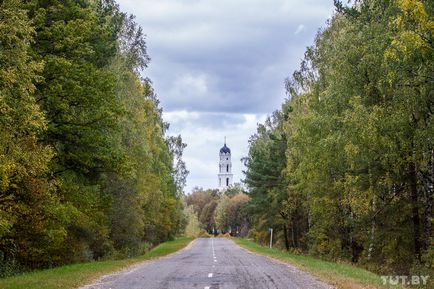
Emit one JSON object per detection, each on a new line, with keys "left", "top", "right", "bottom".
{"left": 269, "top": 227, "right": 273, "bottom": 248}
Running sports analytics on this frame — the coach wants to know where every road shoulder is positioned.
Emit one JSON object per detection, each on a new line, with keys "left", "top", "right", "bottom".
{"left": 233, "top": 238, "right": 390, "bottom": 289}
{"left": 0, "top": 237, "right": 194, "bottom": 289}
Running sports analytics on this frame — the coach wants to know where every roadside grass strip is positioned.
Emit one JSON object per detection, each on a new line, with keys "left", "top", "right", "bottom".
{"left": 0, "top": 237, "right": 194, "bottom": 289}
{"left": 234, "top": 238, "right": 404, "bottom": 289}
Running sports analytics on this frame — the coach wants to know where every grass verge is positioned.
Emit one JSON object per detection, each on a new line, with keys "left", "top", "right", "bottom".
{"left": 233, "top": 238, "right": 398, "bottom": 289}
{"left": 0, "top": 237, "right": 193, "bottom": 289}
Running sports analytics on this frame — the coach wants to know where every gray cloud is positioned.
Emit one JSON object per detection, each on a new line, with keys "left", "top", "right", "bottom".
{"left": 166, "top": 111, "right": 246, "bottom": 132}
{"left": 117, "top": 0, "right": 335, "bottom": 192}
{"left": 119, "top": 0, "right": 334, "bottom": 113}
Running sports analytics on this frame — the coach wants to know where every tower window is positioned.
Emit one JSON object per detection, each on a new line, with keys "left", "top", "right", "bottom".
{"left": 226, "top": 178, "right": 229, "bottom": 186}
{"left": 226, "top": 164, "right": 229, "bottom": 172}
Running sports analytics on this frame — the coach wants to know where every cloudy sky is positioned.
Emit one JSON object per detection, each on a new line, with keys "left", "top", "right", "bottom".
{"left": 117, "top": 0, "right": 335, "bottom": 193}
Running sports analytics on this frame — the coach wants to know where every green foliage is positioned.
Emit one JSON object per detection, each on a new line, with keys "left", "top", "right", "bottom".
{"left": 245, "top": 0, "right": 433, "bottom": 275}
{"left": 0, "top": 0, "right": 187, "bottom": 274}
{"left": 243, "top": 110, "right": 294, "bottom": 248}
{"left": 185, "top": 188, "right": 219, "bottom": 232}
{"left": 224, "top": 182, "right": 243, "bottom": 197}
{"left": 215, "top": 194, "right": 230, "bottom": 232}
{"left": 0, "top": 0, "right": 69, "bottom": 273}
{"left": 226, "top": 193, "right": 250, "bottom": 236}
{"left": 185, "top": 187, "right": 250, "bottom": 236}
{"left": 183, "top": 205, "right": 201, "bottom": 238}
{"left": 167, "top": 135, "right": 189, "bottom": 196}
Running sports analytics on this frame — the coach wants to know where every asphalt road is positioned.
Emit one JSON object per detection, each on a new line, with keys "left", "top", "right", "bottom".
{"left": 81, "top": 238, "right": 332, "bottom": 289}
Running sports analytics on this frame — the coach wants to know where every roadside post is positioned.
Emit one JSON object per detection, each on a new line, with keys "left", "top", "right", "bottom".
{"left": 269, "top": 227, "right": 273, "bottom": 248}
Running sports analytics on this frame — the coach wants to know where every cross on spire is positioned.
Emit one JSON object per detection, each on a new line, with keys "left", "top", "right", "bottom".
{"left": 224, "top": 136, "right": 226, "bottom": 145}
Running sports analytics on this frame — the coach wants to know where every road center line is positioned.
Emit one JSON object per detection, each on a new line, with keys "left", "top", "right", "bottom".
{"left": 204, "top": 287, "right": 210, "bottom": 289}
{"left": 211, "top": 239, "right": 217, "bottom": 263}
{"left": 208, "top": 273, "right": 213, "bottom": 278}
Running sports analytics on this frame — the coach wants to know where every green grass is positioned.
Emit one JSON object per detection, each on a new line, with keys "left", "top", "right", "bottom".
{"left": 0, "top": 237, "right": 193, "bottom": 289}
{"left": 234, "top": 238, "right": 398, "bottom": 289}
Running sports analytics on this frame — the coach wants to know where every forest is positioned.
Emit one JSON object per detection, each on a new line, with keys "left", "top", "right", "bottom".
{"left": 0, "top": 0, "right": 188, "bottom": 276}
{"left": 0, "top": 0, "right": 432, "bottom": 281}
{"left": 243, "top": 0, "right": 433, "bottom": 275}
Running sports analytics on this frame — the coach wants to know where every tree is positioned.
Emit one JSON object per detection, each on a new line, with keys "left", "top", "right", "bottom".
{"left": 246, "top": 0, "right": 433, "bottom": 274}
{"left": 184, "top": 205, "right": 201, "bottom": 238}
{"left": 214, "top": 195, "right": 230, "bottom": 233}
{"left": 185, "top": 189, "right": 218, "bottom": 218}
{"left": 243, "top": 110, "right": 290, "bottom": 248}
{"left": 0, "top": 0, "right": 188, "bottom": 271}
{"left": 199, "top": 200, "right": 218, "bottom": 233}
{"left": 227, "top": 193, "right": 250, "bottom": 236}
{"left": 224, "top": 183, "right": 244, "bottom": 197}
{"left": 0, "top": 0, "right": 67, "bottom": 271}
{"left": 167, "top": 135, "right": 189, "bottom": 197}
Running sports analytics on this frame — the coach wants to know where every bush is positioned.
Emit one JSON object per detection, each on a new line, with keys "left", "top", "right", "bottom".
{"left": 102, "top": 242, "right": 152, "bottom": 260}
{"left": 198, "top": 231, "right": 212, "bottom": 238}
{"left": 409, "top": 256, "right": 434, "bottom": 289}
{"left": 0, "top": 254, "right": 23, "bottom": 278}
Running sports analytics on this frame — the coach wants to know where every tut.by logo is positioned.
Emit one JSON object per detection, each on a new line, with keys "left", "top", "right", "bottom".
{"left": 381, "top": 275, "right": 430, "bottom": 286}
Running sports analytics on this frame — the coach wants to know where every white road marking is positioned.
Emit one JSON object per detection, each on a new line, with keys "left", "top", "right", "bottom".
{"left": 208, "top": 273, "right": 213, "bottom": 278}
{"left": 212, "top": 238, "right": 217, "bottom": 262}
{"left": 211, "top": 239, "right": 216, "bottom": 260}
{"left": 204, "top": 287, "right": 210, "bottom": 289}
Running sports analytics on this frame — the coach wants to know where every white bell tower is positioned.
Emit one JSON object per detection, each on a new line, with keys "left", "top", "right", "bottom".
{"left": 218, "top": 137, "right": 233, "bottom": 190}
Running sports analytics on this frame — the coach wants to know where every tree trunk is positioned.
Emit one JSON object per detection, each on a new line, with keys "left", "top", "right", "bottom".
{"left": 409, "top": 160, "right": 422, "bottom": 261}
{"left": 283, "top": 223, "right": 290, "bottom": 251}
{"left": 367, "top": 197, "right": 376, "bottom": 261}
{"left": 422, "top": 148, "right": 433, "bottom": 252}
{"left": 367, "top": 168, "right": 376, "bottom": 261}
{"left": 280, "top": 211, "right": 290, "bottom": 250}
{"left": 292, "top": 213, "right": 299, "bottom": 248}
{"left": 423, "top": 184, "right": 433, "bottom": 251}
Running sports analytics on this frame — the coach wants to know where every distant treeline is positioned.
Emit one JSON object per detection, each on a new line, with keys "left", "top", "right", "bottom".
{"left": 244, "top": 0, "right": 433, "bottom": 275}
{"left": 0, "top": 0, "right": 187, "bottom": 275}
{"left": 183, "top": 185, "right": 250, "bottom": 238}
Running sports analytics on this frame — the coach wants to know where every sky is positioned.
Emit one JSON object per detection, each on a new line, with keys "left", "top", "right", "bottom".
{"left": 116, "top": 0, "right": 335, "bottom": 193}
